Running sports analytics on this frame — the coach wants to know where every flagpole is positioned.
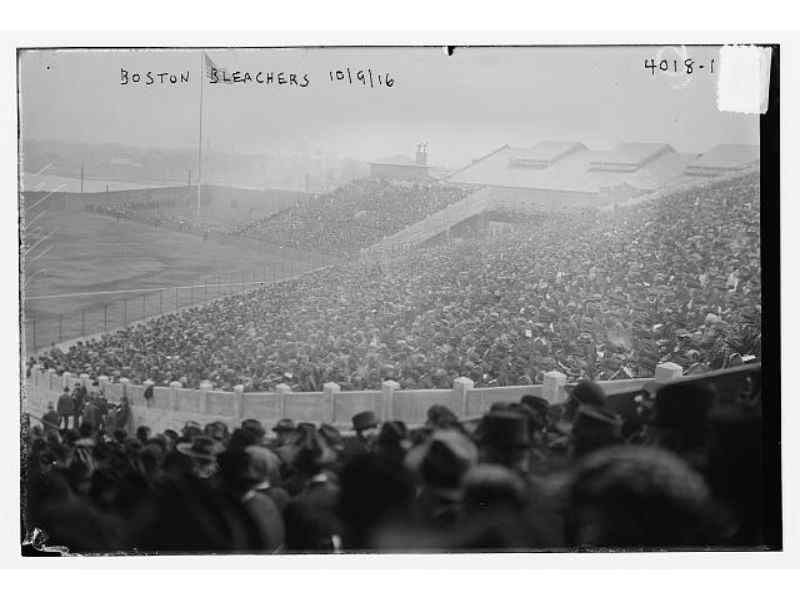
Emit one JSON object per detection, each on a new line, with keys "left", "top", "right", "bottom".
{"left": 197, "top": 52, "right": 204, "bottom": 217}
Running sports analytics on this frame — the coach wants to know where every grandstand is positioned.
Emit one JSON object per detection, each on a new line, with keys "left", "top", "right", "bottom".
{"left": 21, "top": 145, "right": 768, "bottom": 555}
{"left": 30, "top": 168, "right": 761, "bottom": 394}
{"left": 369, "top": 141, "right": 758, "bottom": 252}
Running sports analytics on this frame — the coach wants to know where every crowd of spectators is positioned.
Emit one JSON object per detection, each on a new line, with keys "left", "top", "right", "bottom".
{"left": 231, "top": 178, "right": 471, "bottom": 255}
{"left": 86, "top": 201, "right": 230, "bottom": 237}
{"left": 23, "top": 371, "right": 766, "bottom": 553}
{"left": 38, "top": 173, "right": 761, "bottom": 392}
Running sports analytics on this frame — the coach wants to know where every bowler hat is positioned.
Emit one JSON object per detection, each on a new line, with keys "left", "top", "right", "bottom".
{"left": 408, "top": 430, "right": 478, "bottom": 500}
{"left": 176, "top": 435, "right": 223, "bottom": 460}
{"left": 205, "top": 421, "right": 230, "bottom": 442}
{"left": 426, "top": 404, "right": 459, "bottom": 429}
{"left": 478, "top": 411, "right": 531, "bottom": 448}
{"left": 569, "top": 380, "right": 607, "bottom": 407}
{"left": 319, "top": 423, "right": 344, "bottom": 448}
{"left": 272, "top": 418, "right": 296, "bottom": 433}
{"left": 240, "top": 418, "right": 265, "bottom": 439}
{"left": 352, "top": 410, "right": 378, "bottom": 432}
{"left": 573, "top": 404, "right": 622, "bottom": 433}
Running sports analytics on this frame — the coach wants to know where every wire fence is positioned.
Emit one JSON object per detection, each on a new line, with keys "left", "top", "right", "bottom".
{"left": 22, "top": 259, "right": 331, "bottom": 353}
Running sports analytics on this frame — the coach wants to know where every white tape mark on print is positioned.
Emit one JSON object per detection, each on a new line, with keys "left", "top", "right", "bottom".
{"left": 717, "top": 45, "right": 773, "bottom": 115}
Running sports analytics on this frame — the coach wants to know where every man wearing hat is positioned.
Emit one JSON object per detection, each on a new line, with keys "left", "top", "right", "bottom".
{"left": 645, "top": 379, "right": 717, "bottom": 470}
{"left": 56, "top": 387, "right": 75, "bottom": 429}
{"left": 42, "top": 402, "right": 61, "bottom": 433}
{"left": 181, "top": 421, "right": 204, "bottom": 441}
{"left": 72, "top": 382, "right": 87, "bottom": 422}
{"left": 342, "top": 410, "right": 379, "bottom": 461}
{"left": 244, "top": 445, "right": 290, "bottom": 513}
{"left": 136, "top": 425, "right": 151, "bottom": 445}
{"left": 476, "top": 411, "right": 532, "bottom": 474}
{"left": 406, "top": 429, "right": 478, "bottom": 528}
{"left": 205, "top": 421, "right": 231, "bottom": 444}
{"left": 177, "top": 435, "right": 224, "bottom": 479}
{"left": 81, "top": 396, "right": 102, "bottom": 434}
{"left": 569, "top": 404, "right": 623, "bottom": 459}
{"left": 269, "top": 418, "right": 296, "bottom": 450}
{"left": 563, "top": 380, "right": 607, "bottom": 422}
{"left": 113, "top": 396, "right": 132, "bottom": 433}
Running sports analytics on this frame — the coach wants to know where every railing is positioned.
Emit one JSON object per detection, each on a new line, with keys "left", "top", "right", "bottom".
{"left": 22, "top": 259, "right": 334, "bottom": 353}
{"left": 22, "top": 360, "right": 760, "bottom": 434}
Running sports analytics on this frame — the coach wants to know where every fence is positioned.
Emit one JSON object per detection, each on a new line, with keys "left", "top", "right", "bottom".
{"left": 22, "top": 259, "right": 333, "bottom": 352}
{"left": 23, "top": 360, "right": 760, "bottom": 434}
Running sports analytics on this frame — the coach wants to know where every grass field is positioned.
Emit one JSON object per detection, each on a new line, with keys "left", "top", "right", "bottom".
{"left": 21, "top": 207, "right": 336, "bottom": 352}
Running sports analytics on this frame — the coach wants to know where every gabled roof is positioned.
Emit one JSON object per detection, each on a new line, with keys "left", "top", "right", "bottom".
{"left": 446, "top": 141, "right": 757, "bottom": 195}
{"left": 507, "top": 141, "right": 587, "bottom": 168}
{"left": 624, "top": 151, "right": 699, "bottom": 190}
{"left": 447, "top": 145, "right": 600, "bottom": 193}
{"left": 686, "top": 144, "right": 760, "bottom": 172}
{"left": 589, "top": 143, "right": 675, "bottom": 171}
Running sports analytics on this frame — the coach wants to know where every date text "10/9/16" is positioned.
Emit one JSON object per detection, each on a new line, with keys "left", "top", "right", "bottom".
{"left": 645, "top": 58, "right": 715, "bottom": 75}
{"left": 329, "top": 68, "right": 394, "bottom": 88}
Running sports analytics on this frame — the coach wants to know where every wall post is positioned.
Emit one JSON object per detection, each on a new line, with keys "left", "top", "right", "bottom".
{"left": 452, "top": 376, "right": 475, "bottom": 419}
{"left": 275, "top": 383, "right": 292, "bottom": 419}
{"left": 654, "top": 361, "right": 684, "bottom": 383}
{"left": 381, "top": 380, "right": 400, "bottom": 421}
{"left": 199, "top": 380, "right": 213, "bottom": 415}
{"left": 169, "top": 381, "right": 182, "bottom": 411}
{"left": 543, "top": 370, "right": 567, "bottom": 404}
{"left": 119, "top": 377, "right": 130, "bottom": 398}
{"left": 322, "top": 381, "right": 340, "bottom": 424}
{"left": 233, "top": 384, "right": 245, "bottom": 420}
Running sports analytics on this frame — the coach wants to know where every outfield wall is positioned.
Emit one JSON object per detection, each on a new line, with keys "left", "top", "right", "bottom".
{"left": 23, "top": 361, "right": 760, "bottom": 433}
{"left": 23, "top": 364, "right": 680, "bottom": 432}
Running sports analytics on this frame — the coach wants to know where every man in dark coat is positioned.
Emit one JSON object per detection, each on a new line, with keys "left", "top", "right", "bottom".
{"left": 72, "top": 383, "right": 87, "bottom": 424}
{"left": 81, "top": 398, "right": 102, "bottom": 433}
{"left": 42, "top": 403, "right": 60, "bottom": 434}
{"left": 56, "top": 387, "right": 75, "bottom": 429}
{"left": 341, "top": 411, "right": 378, "bottom": 462}
{"left": 114, "top": 396, "right": 132, "bottom": 433}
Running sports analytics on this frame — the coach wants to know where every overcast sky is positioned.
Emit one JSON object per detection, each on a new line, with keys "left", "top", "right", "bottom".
{"left": 19, "top": 46, "right": 759, "bottom": 167}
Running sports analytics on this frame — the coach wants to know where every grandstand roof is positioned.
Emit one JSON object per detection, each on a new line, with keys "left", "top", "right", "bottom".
{"left": 370, "top": 154, "right": 424, "bottom": 167}
{"left": 446, "top": 142, "right": 700, "bottom": 194}
{"left": 447, "top": 145, "right": 598, "bottom": 193}
{"left": 507, "top": 141, "right": 587, "bottom": 168}
{"left": 624, "top": 151, "right": 699, "bottom": 190}
{"left": 589, "top": 143, "right": 675, "bottom": 171}
{"left": 686, "top": 144, "right": 760, "bottom": 172}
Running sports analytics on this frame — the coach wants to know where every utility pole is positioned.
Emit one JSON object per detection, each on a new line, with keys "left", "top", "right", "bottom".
{"left": 196, "top": 52, "right": 204, "bottom": 218}
{"left": 80, "top": 163, "right": 84, "bottom": 193}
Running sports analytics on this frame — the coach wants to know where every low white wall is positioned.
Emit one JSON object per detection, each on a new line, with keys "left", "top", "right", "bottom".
{"left": 22, "top": 365, "right": 666, "bottom": 432}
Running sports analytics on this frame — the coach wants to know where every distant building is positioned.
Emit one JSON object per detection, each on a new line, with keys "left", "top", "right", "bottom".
{"left": 369, "top": 143, "right": 431, "bottom": 180}
{"left": 446, "top": 140, "right": 760, "bottom": 212}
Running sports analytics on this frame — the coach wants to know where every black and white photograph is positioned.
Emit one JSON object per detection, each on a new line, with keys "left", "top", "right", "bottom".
{"left": 16, "top": 43, "right": 780, "bottom": 556}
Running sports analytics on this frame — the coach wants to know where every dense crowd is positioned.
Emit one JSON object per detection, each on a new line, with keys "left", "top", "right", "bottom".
{"left": 86, "top": 202, "right": 230, "bottom": 237}
{"left": 232, "top": 178, "right": 471, "bottom": 255}
{"left": 23, "top": 372, "right": 766, "bottom": 553}
{"left": 38, "top": 172, "right": 761, "bottom": 392}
